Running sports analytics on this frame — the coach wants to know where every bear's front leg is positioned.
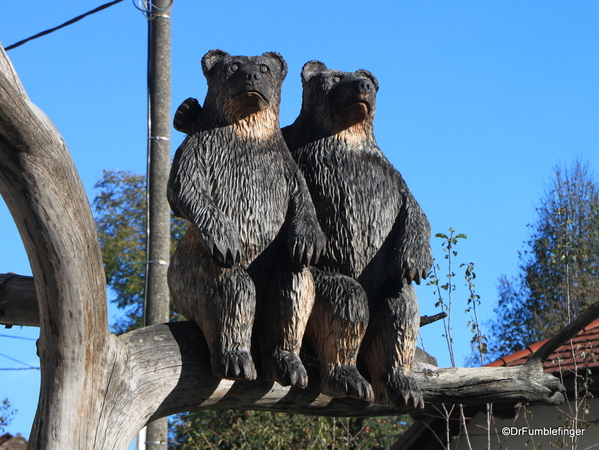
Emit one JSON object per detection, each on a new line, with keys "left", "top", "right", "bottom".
{"left": 393, "top": 189, "right": 433, "bottom": 285}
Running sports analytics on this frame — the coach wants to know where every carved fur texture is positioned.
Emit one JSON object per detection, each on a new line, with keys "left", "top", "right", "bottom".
{"left": 168, "top": 50, "right": 326, "bottom": 386}
{"left": 282, "top": 61, "right": 433, "bottom": 408}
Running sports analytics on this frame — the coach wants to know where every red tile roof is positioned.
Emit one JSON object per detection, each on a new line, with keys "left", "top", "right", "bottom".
{"left": 487, "top": 318, "right": 599, "bottom": 374}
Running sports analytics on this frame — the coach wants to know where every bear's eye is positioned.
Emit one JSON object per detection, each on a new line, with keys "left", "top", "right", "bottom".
{"left": 260, "top": 65, "right": 269, "bottom": 74}
{"left": 230, "top": 64, "right": 238, "bottom": 72}
{"left": 332, "top": 76, "right": 341, "bottom": 83}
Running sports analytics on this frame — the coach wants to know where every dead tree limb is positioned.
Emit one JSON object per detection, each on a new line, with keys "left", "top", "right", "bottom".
{"left": 0, "top": 273, "right": 38, "bottom": 327}
{"left": 526, "top": 300, "right": 599, "bottom": 367}
{"left": 0, "top": 45, "right": 577, "bottom": 450}
{"left": 1, "top": 45, "right": 112, "bottom": 449}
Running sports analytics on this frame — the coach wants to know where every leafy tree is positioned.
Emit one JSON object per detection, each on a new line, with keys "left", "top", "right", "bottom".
{"left": 170, "top": 410, "right": 410, "bottom": 450}
{"left": 93, "top": 170, "right": 187, "bottom": 332}
{"left": 489, "top": 159, "right": 599, "bottom": 358}
{"left": 0, "top": 398, "right": 15, "bottom": 433}
{"left": 92, "top": 169, "right": 411, "bottom": 448}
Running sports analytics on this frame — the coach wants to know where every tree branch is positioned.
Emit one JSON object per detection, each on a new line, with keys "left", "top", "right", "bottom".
{"left": 113, "top": 322, "right": 566, "bottom": 425}
{"left": 0, "top": 273, "right": 38, "bottom": 327}
{"left": 526, "top": 300, "right": 599, "bottom": 367}
{"left": 1, "top": 45, "right": 111, "bottom": 448}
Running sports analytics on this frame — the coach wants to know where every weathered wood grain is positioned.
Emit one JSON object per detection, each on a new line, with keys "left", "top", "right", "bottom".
{"left": 1, "top": 45, "right": 110, "bottom": 449}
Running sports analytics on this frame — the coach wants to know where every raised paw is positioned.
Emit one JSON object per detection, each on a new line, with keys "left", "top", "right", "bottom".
{"left": 322, "top": 364, "right": 374, "bottom": 402}
{"left": 385, "top": 370, "right": 424, "bottom": 409}
{"left": 173, "top": 97, "right": 202, "bottom": 134}
{"left": 212, "top": 350, "right": 257, "bottom": 381}
{"left": 265, "top": 349, "right": 308, "bottom": 388}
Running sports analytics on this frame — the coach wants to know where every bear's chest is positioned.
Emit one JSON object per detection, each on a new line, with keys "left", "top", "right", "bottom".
{"left": 199, "top": 131, "right": 290, "bottom": 255}
{"left": 295, "top": 141, "right": 402, "bottom": 276}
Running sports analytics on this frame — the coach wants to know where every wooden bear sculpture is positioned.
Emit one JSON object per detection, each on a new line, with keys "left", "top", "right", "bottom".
{"left": 281, "top": 61, "right": 433, "bottom": 408}
{"left": 167, "top": 50, "right": 326, "bottom": 387}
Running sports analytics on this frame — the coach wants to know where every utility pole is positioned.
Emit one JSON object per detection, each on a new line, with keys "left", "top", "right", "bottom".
{"left": 139, "top": 0, "right": 172, "bottom": 449}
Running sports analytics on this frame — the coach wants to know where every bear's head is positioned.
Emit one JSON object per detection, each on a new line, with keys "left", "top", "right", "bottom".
{"left": 299, "top": 61, "right": 379, "bottom": 136}
{"left": 201, "top": 50, "right": 288, "bottom": 124}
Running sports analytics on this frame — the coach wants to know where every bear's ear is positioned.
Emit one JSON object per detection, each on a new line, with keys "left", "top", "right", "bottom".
{"left": 262, "top": 52, "right": 288, "bottom": 78}
{"left": 201, "top": 49, "right": 230, "bottom": 76}
{"left": 301, "top": 60, "right": 328, "bottom": 84}
{"left": 355, "top": 69, "right": 379, "bottom": 92}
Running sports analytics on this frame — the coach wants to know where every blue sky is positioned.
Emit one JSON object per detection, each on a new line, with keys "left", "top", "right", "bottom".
{"left": 1, "top": 0, "right": 599, "bottom": 443}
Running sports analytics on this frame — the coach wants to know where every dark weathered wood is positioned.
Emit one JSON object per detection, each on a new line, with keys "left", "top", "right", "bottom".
{"left": 420, "top": 312, "right": 447, "bottom": 327}
{"left": 0, "top": 274, "right": 38, "bottom": 327}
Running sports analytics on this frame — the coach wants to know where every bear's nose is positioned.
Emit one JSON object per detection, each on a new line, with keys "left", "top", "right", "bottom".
{"left": 358, "top": 80, "right": 373, "bottom": 94}
{"left": 244, "top": 70, "right": 262, "bottom": 82}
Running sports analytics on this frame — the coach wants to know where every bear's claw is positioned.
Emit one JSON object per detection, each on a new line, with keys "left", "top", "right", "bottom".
{"left": 385, "top": 371, "right": 424, "bottom": 409}
{"left": 213, "top": 350, "right": 257, "bottom": 380}
{"left": 322, "top": 364, "right": 374, "bottom": 401}
{"left": 266, "top": 349, "right": 308, "bottom": 388}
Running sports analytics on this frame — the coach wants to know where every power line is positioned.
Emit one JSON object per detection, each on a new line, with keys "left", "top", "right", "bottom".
{"left": 0, "top": 334, "right": 37, "bottom": 341}
{"left": 0, "top": 352, "right": 37, "bottom": 369}
{"left": 5, "top": 0, "right": 125, "bottom": 51}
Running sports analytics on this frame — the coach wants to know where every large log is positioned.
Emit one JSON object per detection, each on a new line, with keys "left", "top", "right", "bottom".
{"left": 88, "top": 321, "right": 565, "bottom": 449}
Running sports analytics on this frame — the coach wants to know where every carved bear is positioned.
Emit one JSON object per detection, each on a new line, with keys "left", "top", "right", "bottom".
{"left": 167, "top": 50, "right": 326, "bottom": 387}
{"left": 281, "top": 61, "right": 433, "bottom": 408}
{"left": 173, "top": 101, "right": 372, "bottom": 401}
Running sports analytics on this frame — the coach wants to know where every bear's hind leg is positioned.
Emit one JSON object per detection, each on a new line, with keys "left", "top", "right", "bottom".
{"left": 254, "top": 263, "right": 314, "bottom": 388}
{"left": 360, "top": 280, "right": 423, "bottom": 408}
{"left": 305, "top": 269, "right": 373, "bottom": 401}
{"left": 168, "top": 228, "right": 257, "bottom": 380}
{"left": 207, "top": 265, "right": 258, "bottom": 380}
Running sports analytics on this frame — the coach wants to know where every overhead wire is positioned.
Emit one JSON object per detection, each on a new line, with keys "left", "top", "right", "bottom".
{"left": 0, "top": 334, "right": 37, "bottom": 341}
{"left": 0, "top": 352, "right": 39, "bottom": 370}
{"left": 5, "top": 0, "right": 125, "bottom": 51}
{"left": 132, "top": 0, "right": 174, "bottom": 19}
{"left": 0, "top": 336, "right": 38, "bottom": 370}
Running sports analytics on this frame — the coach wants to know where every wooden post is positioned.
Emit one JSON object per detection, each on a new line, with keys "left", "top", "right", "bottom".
{"left": 143, "top": 1, "right": 172, "bottom": 449}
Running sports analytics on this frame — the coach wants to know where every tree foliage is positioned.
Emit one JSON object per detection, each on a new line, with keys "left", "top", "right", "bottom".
{"left": 93, "top": 170, "right": 187, "bottom": 332}
{"left": 0, "top": 398, "right": 15, "bottom": 433}
{"left": 489, "top": 159, "right": 599, "bottom": 358}
{"left": 170, "top": 410, "right": 410, "bottom": 449}
{"left": 92, "top": 169, "right": 410, "bottom": 448}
